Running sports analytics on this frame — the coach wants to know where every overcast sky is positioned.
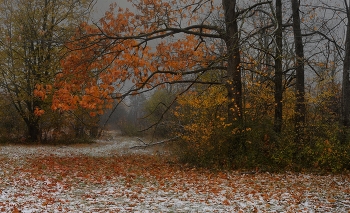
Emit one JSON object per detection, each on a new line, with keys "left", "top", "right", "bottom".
{"left": 93, "top": 0, "right": 132, "bottom": 20}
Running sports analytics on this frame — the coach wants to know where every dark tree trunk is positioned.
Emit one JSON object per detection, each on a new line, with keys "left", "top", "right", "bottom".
{"left": 274, "top": 0, "right": 283, "bottom": 133}
{"left": 90, "top": 125, "right": 99, "bottom": 138}
{"left": 75, "top": 124, "right": 85, "bottom": 138}
{"left": 223, "top": 0, "right": 243, "bottom": 123}
{"left": 342, "top": 0, "right": 350, "bottom": 128}
{"left": 291, "top": 0, "right": 306, "bottom": 142}
{"left": 26, "top": 119, "right": 41, "bottom": 142}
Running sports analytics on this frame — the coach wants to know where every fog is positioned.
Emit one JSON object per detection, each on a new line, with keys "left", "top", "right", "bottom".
{"left": 93, "top": 0, "right": 132, "bottom": 20}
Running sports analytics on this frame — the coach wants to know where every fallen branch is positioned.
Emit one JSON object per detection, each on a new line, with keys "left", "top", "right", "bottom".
{"left": 130, "top": 136, "right": 180, "bottom": 149}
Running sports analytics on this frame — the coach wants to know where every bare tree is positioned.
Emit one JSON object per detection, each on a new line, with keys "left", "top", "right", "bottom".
{"left": 274, "top": 0, "right": 283, "bottom": 133}
{"left": 291, "top": 0, "right": 306, "bottom": 142}
{"left": 342, "top": 0, "right": 350, "bottom": 128}
{"left": 223, "top": 0, "right": 243, "bottom": 122}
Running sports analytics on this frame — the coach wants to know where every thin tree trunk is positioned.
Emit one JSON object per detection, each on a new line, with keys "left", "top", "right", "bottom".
{"left": 342, "top": 0, "right": 350, "bottom": 128}
{"left": 291, "top": 0, "right": 306, "bottom": 142}
{"left": 274, "top": 0, "right": 283, "bottom": 133}
{"left": 223, "top": 0, "right": 243, "bottom": 123}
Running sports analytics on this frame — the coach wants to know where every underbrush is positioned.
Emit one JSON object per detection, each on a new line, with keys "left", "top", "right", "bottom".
{"left": 171, "top": 121, "right": 350, "bottom": 174}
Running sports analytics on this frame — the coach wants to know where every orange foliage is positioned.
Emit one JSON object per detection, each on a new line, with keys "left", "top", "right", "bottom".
{"left": 52, "top": 0, "right": 219, "bottom": 114}
{"left": 34, "top": 107, "right": 45, "bottom": 117}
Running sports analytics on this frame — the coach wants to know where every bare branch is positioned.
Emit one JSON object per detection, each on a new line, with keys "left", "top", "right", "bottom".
{"left": 237, "top": 1, "right": 272, "bottom": 16}
{"left": 130, "top": 136, "right": 180, "bottom": 149}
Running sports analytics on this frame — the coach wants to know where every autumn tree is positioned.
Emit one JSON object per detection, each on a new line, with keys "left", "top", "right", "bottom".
{"left": 53, "top": 0, "right": 275, "bottom": 144}
{"left": 0, "top": 0, "right": 94, "bottom": 142}
{"left": 48, "top": 0, "right": 350, "bottom": 170}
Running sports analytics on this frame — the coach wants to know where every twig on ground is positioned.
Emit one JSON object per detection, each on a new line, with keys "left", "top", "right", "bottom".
{"left": 130, "top": 136, "right": 180, "bottom": 149}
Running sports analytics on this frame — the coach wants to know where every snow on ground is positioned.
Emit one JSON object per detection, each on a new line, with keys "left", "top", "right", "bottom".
{"left": 0, "top": 134, "right": 153, "bottom": 159}
{"left": 0, "top": 132, "right": 350, "bottom": 212}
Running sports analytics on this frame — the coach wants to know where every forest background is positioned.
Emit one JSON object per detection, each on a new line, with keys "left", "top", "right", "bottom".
{"left": 0, "top": 0, "right": 350, "bottom": 173}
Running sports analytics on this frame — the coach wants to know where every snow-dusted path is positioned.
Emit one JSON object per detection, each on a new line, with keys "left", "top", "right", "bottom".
{"left": 0, "top": 135, "right": 349, "bottom": 212}
{"left": 0, "top": 135, "right": 154, "bottom": 159}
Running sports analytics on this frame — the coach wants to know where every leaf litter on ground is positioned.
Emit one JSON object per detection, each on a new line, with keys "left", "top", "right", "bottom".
{"left": 0, "top": 134, "right": 349, "bottom": 212}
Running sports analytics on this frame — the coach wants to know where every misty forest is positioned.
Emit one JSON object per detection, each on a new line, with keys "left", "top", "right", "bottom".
{"left": 2, "top": 0, "right": 350, "bottom": 212}
{"left": 1, "top": 0, "right": 349, "bottom": 171}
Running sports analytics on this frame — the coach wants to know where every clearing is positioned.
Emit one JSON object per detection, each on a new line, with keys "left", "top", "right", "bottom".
{"left": 0, "top": 133, "right": 349, "bottom": 212}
